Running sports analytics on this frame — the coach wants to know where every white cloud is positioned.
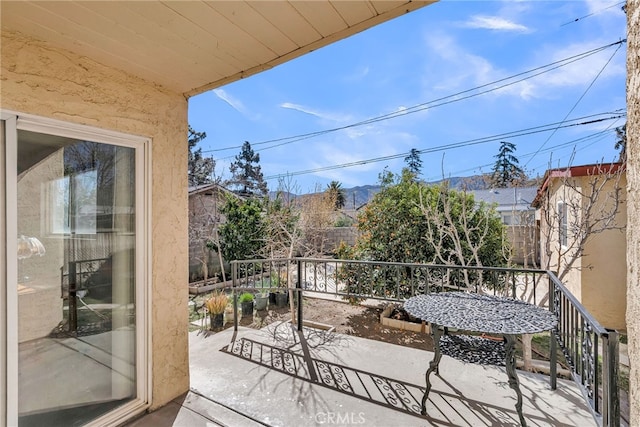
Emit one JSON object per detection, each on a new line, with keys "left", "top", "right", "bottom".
{"left": 422, "top": 30, "right": 624, "bottom": 102}
{"left": 535, "top": 42, "right": 626, "bottom": 90}
{"left": 213, "top": 89, "right": 249, "bottom": 115}
{"left": 584, "top": 0, "right": 625, "bottom": 17}
{"left": 344, "top": 66, "right": 370, "bottom": 82}
{"left": 280, "top": 102, "right": 351, "bottom": 123}
{"left": 463, "top": 15, "right": 530, "bottom": 32}
{"left": 425, "top": 34, "right": 501, "bottom": 92}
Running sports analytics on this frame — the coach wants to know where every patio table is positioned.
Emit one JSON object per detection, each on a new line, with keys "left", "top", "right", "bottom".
{"left": 404, "top": 292, "right": 557, "bottom": 427}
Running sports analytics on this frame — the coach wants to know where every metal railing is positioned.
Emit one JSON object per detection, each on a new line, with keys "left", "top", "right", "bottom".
{"left": 549, "top": 274, "right": 620, "bottom": 427}
{"left": 230, "top": 257, "right": 619, "bottom": 427}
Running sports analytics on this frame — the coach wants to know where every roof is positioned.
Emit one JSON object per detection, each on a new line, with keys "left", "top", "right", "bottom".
{"left": 470, "top": 187, "right": 538, "bottom": 212}
{"left": 188, "top": 183, "right": 240, "bottom": 199}
{"left": 531, "top": 162, "right": 625, "bottom": 208}
{"left": 0, "top": 1, "right": 434, "bottom": 97}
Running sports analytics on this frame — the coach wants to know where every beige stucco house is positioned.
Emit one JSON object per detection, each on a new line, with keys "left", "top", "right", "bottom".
{"left": 188, "top": 183, "right": 240, "bottom": 282}
{"left": 532, "top": 163, "right": 627, "bottom": 331}
{"left": 0, "top": 1, "right": 435, "bottom": 425}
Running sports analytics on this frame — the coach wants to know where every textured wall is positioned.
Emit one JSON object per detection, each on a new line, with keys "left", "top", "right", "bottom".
{"left": 1, "top": 30, "right": 190, "bottom": 410}
{"left": 627, "top": 0, "right": 640, "bottom": 424}
{"left": 582, "top": 174, "right": 627, "bottom": 331}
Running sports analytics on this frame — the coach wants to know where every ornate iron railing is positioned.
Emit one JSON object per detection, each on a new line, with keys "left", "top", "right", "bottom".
{"left": 230, "top": 257, "right": 619, "bottom": 427}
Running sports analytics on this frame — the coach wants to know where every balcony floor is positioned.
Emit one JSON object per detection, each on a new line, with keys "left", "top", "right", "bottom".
{"left": 129, "top": 322, "right": 596, "bottom": 427}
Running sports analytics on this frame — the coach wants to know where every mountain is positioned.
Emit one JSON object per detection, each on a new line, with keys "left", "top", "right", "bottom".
{"left": 273, "top": 174, "right": 538, "bottom": 208}
{"left": 341, "top": 176, "right": 492, "bottom": 208}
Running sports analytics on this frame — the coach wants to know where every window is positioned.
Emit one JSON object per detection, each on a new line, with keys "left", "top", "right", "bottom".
{"left": 558, "top": 201, "right": 568, "bottom": 247}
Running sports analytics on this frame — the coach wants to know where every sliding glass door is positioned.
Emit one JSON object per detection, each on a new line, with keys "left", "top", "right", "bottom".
{"left": 3, "top": 114, "right": 149, "bottom": 426}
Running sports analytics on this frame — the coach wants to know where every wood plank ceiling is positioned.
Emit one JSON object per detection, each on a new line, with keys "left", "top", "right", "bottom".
{"left": 1, "top": 1, "right": 434, "bottom": 97}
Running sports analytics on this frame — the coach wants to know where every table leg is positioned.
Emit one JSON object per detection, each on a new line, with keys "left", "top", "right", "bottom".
{"left": 505, "top": 334, "right": 526, "bottom": 427}
{"left": 421, "top": 323, "right": 443, "bottom": 415}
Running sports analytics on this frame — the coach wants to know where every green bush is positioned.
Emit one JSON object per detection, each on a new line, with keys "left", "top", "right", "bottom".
{"left": 239, "top": 292, "right": 255, "bottom": 303}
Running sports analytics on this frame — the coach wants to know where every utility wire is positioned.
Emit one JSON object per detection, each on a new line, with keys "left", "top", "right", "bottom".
{"left": 561, "top": 1, "right": 626, "bottom": 26}
{"left": 205, "top": 40, "right": 626, "bottom": 156}
{"left": 523, "top": 41, "right": 623, "bottom": 167}
{"left": 263, "top": 113, "right": 625, "bottom": 180}
{"left": 426, "top": 125, "right": 621, "bottom": 182}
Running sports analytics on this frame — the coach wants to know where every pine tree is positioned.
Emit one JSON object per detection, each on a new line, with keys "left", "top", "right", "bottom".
{"left": 404, "top": 148, "right": 423, "bottom": 177}
{"left": 490, "top": 141, "right": 526, "bottom": 188}
{"left": 188, "top": 126, "right": 215, "bottom": 187}
{"left": 228, "top": 141, "right": 268, "bottom": 197}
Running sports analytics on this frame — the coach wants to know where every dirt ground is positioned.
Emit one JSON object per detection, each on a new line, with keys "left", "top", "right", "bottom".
{"left": 231, "top": 296, "right": 435, "bottom": 352}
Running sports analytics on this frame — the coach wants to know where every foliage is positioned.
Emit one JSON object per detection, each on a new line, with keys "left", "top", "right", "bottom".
{"left": 215, "top": 194, "right": 266, "bottom": 263}
{"left": 334, "top": 216, "right": 354, "bottom": 227}
{"left": 339, "top": 169, "right": 507, "bottom": 299}
{"left": 615, "top": 123, "right": 626, "bottom": 162}
{"left": 205, "top": 291, "right": 228, "bottom": 315}
{"left": 490, "top": 141, "right": 526, "bottom": 188}
{"left": 227, "top": 141, "right": 268, "bottom": 197}
{"left": 326, "top": 181, "right": 346, "bottom": 210}
{"left": 355, "top": 170, "right": 435, "bottom": 263}
{"left": 404, "top": 148, "right": 423, "bottom": 178}
{"left": 188, "top": 125, "right": 216, "bottom": 187}
{"left": 239, "top": 292, "right": 255, "bottom": 303}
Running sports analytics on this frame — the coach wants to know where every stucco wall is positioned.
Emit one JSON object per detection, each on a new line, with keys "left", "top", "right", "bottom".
{"left": 189, "top": 190, "right": 225, "bottom": 281}
{"left": 538, "top": 179, "right": 582, "bottom": 299}
{"left": 1, "top": 30, "right": 190, "bottom": 410}
{"left": 582, "top": 175, "right": 628, "bottom": 331}
{"left": 626, "top": 0, "right": 639, "bottom": 424}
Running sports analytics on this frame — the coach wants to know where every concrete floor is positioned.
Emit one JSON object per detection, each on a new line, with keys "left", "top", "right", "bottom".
{"left": 129, "top": 322, "right": 596, "bottom": 427}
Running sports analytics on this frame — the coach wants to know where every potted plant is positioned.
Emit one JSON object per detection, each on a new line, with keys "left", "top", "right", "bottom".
{"left": 239, "top": 292, "right": 255, "bottom": 317}
{"left": 254, "top": 292, "right": 268, "bottom": 311}
{"left": 275, "top": 289, "right": 289, "bottom": 308}
{"left": 268, "top": 271, "right": 289, "bottom": 308}
{"left": 268, "top": 273, "right": 281, "bottom": 304}
{"left": 205, "top": 291, "right": 228, "bottom": 330}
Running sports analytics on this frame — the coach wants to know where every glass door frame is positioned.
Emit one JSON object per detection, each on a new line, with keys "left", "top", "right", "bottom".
{"left": 2, "top": 110, "right": 152, "bottom": 426}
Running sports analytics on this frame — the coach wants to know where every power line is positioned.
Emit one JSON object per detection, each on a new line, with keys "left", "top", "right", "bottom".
{"left": 263, "top": 112, "right": 625, "bottom": 180}
{"left": 524, "top": 41, "right": 623, "bottom": 167}
{"left": 204, "top": 39, "right": 626, "bottom": 156}
{"left": 561, "top": 1, "right": 626, "bottom": 26}
{"left": 426, "top": 125, "right": 621, "bottom": 182}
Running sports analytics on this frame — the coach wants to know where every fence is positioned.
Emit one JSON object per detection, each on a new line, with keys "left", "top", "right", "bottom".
{"left": 230, "top": 257, "right": 619, "bottom": 427}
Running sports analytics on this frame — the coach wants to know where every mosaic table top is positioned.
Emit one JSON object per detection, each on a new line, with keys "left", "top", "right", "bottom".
{"left": 404, "top": 292, "right": 557, "bottom": 335}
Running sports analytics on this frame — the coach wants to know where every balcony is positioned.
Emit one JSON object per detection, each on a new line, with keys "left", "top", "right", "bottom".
{"left": 130, "top": 258, "right": 622, "bottom": 427}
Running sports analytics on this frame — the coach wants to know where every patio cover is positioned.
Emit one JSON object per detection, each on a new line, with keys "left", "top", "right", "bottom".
{"left": 0, "top": 1, "right": 434, "bottom": 97}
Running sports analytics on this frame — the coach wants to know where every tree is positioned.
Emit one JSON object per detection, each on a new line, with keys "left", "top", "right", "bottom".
{"left": 615, "top": 123, "right": 627, "bottom": 163}
{"left": 535, "top": 162, "right": 625, "bottom": 283}
{"left": 339, "top": 169, "right": 507, "bottom": 298}
{"left": 404, "top": 148, "right": 423, "bottom": 177}
{"left": 215, "top": 194, "right": 265, "bottom": 263}
{"left": 490, "top": 141, "right": 526, "bottom": 188}
{"left": 188, "top": 126, "right": 216, "bottom": 187}
{"left": 227, "top": 141, "right": 268, "bottom": 197}
{"left": 326, "top": 181, "right": 346, "bottom": 210}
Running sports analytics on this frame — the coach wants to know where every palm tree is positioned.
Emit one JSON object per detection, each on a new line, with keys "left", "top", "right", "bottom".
{"left": 326, "top": 181, "right": 346, "bottom": 210}
{"left": 615, "top": 123, "right": 626, "bottom": 163}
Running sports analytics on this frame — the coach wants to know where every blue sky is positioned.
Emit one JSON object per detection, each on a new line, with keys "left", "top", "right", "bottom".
{"left": 188, "top": 0, "right": 627, "bottom": 194}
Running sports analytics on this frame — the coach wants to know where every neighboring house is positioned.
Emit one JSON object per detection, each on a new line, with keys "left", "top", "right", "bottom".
{"left": 0, "top": 2, "right": 432, "bottom": 425}
{"left": 471, "top": 187, "right": 539, "bottom": 266}
{"left": 189, "top": 183, "right": 240, "bottom": 283}
{"left": 532, "top": 163, "right": 627, "bottom": 331}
